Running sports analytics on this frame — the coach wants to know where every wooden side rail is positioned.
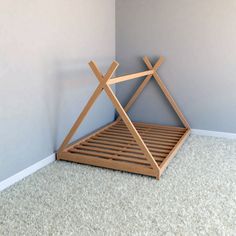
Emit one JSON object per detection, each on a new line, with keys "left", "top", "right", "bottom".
{"left": 108, "top": 70, "right": 154, "bottom": 85}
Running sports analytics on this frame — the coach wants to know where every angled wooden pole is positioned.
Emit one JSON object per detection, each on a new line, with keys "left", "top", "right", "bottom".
{"left": 58, "top": 61, "right": 119, "bottom": 154}
{"left": 116, "top": 56, "right": 164, "bottom": 122}
{"left": 104, "top": 85, "right": 160, "bottom": 175}
{"left": 89, "top": 61, "right": 160, "bottom": 176}
{"left": 143, "top": 56, "right": 190, "bottom": 129}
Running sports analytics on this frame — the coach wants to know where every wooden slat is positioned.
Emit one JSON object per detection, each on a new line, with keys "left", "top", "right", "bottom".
{"left": 114, "top": 124, "right": 185, "bottom": 135}
{"left": 107, "top": 128, "right": 182, "bottom": 142}
{"left": 96, "top": 133, "right": 177, "bottom": 148}
{"left": 80, "top": 141, "right": 165, "bottom": 162}
{"left": 86, "top": 139, "right": 166, "bottom": 157}
{"left": 77, "top": 144, "right": 149, "bottom": 159}
{"left": 90, "top": 135, "right": 174, "bottom": 149}
{"left": 96, "top": 135, "right": 172, "bottom": 152}
{"left": 101, "top": 130, "right": 180, "bottom": 142}
{"left": 64, "top": 121, "right": 118, "bottom": 152}
{"left": 83, "top": 141, "right": 144, "bottom": 155}
{"left": 77, "top": 144, "right": 168, "bottom": 158}
{"left": 108, "top": 70, "right": 153, "bottom": 85}
{"left": 101, "top": 128, "right": 181, "bottom": 140}
{"left": 111, "top": 129, "right": 183, "bottom": 142}
{"left": 112, "top": 126, "right": 184, "bottom": 136}
{"left": 94, "top": 134, "right": 177, "bottom": 146}
{"left": 135, "top": 121, "right": 184, "bottom": 128}
{"left": 86, "top": 138, "right": 168, "bottom": 157}
{"left": 117, "top": 122, "right": 186, "bottom": 132}
{"left": 101, "top": 131, "right": 175, "bottom": 150}
{"left": 108, "top": 126, "right": 183, "bottom": 137}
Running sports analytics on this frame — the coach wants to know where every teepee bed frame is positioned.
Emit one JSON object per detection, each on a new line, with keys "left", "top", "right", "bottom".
{"left": 57, "top": 56, "right": 191, "bottom": 179}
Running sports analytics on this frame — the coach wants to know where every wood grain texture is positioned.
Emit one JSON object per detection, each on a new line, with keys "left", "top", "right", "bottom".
{"left": 108, "top": 70, "right": 153, "bottom": 85}
{"left": 58, "top": 57, "right": 191, "bottom": 179}
{"left": 60, "top": 121, "right": 190, "bottom": 179}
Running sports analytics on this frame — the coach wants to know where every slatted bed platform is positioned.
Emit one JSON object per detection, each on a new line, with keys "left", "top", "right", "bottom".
{"left": 58, "top": 121, "right": 190, "bottom": 178}
{"left": 57, "top": 56, "right": 191, "bottom": 179}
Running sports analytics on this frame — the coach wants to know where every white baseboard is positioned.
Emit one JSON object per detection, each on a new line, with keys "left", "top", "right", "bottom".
{"left": 192, "top": 129, "right": 236, "bottom": 139}
{"left": 0, "top": 153, "right": 55, "bottom": 192}
{"left": 1, "top": 128, "right": 235, "bottom": 192}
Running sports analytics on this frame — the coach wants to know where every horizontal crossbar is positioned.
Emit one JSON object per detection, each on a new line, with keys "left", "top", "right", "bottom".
{"left": 107, "top": 70, "right": 154, "bottom": 85}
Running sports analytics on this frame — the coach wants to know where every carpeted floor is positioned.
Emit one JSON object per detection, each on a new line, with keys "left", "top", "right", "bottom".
{"left": 0, "top": 135, "right": 236, "bottom": 235}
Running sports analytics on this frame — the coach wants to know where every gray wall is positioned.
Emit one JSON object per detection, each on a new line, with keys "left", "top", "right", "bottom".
{"left": 1, "top": 0, "right": 236, "bottom": 182}
{"left": 0, "top": 0, "right": 115, "bottom": 181}
{"left": 116, "top": 0, "right": 236, "bottom": 132}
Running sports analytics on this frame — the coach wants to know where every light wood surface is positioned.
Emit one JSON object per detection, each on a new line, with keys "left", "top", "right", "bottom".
{"left": 59, "top": 121, "right": 189, "bottom": 179}
{"left": 108, "top": 70, "right": 153, "bottom": 85}
{"left": 58, "top": 56, "right": 191, "bottom": 179}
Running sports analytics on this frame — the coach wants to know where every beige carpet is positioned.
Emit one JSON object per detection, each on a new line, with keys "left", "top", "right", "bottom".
{"left": 0, "top": 135, "right": 236, "bottom": 235}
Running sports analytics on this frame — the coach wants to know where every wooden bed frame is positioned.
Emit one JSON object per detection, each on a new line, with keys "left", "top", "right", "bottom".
{"left": 57, "top": 56, "right": 191, "bottom": 179}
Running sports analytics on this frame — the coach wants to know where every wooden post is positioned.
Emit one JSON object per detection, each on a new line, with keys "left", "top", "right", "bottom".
{"left": 58, "top": 61, "right": 119, "bottom": 155}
